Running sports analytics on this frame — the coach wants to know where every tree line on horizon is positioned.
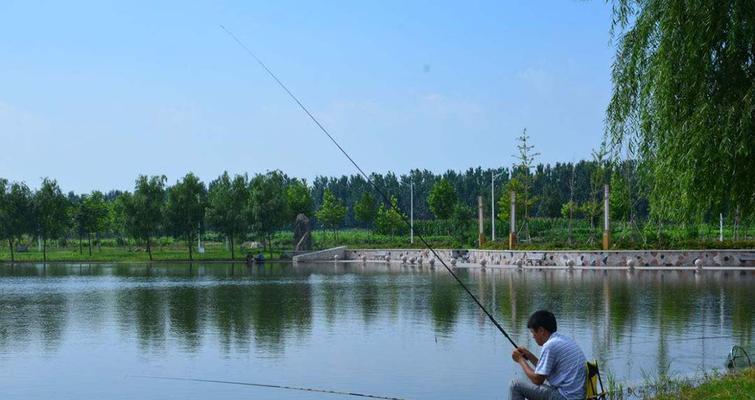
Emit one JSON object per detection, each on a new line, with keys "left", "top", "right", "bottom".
{"left": 1, "top": 150, "right": 751, "bottom": 261}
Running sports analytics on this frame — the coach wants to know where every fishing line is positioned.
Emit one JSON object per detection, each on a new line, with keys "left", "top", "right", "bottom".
{"left": 220, "top": 25, "right": 520, "bottom": 350}
{"left": 132, "top": 375, "right": 407, "bottom": 400}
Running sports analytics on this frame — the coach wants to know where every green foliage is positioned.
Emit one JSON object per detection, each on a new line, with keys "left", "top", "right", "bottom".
{"left": 638, "top": 367, "right": 754, "bottom": 400}
{"left": 450, "top": 203, "right": 474, "bottom": 246}
{"left": 249, "top": 171, "right": 290, "bottom": 254}
{"left": 109, "top": 193, "right": 128, "bottom": 242}
{"left": 286, "top": 178, "right": 313, "bottom": 218}
{"left": 560, "top": 201, "right": 580, "bottom": 220}
{"left": 375, "top": 196, "right": 406, "bottom": 236}
{"left": 607, "top": 0, "right": 755, "bottom": 221}
{"left": 610, "top": 169, "right": 630, "bottom": 222}
{"left": 0, "top": 179, "right": 10, "bottom": 258}
{"left": 72, "top": 191, "right": 108, "bottom": 255}
{"left": 316, "top": 189, "right": 347, "bottom": 239}
{"left": 165, "top": 172, "right": 207, "bottom": 260}
{"left": 206, "top": 171, "right": 249, "bottom": 260}
{"left": 353, "top": 192, "right": 377, "bottom": 228}
{"left": 122, "top": 175, "right": 167, "bottom": 261}
{"left": 512, "top": 128, "right": 540, "bottom": 240}
{"left": 33, "top": 178, "right": 70, "bottom": 261}
{"left": 428, "top": 179, "right": 457, "bottom": 219}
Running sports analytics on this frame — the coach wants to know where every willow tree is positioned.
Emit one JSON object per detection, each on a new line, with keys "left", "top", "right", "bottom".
{"left": 607, "top": 1, "right": 754, "bottom": 222}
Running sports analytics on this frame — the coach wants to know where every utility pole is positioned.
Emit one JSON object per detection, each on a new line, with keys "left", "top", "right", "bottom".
{"left": 491, "top": 169, "right": 505, "bottom": 241}
{"left": 478, "top": 195, "right": 485, "bottom": 247}
{"left": 509, "top": 191, "right": 516, "bottom": 250}
{"left": 719, "top": 213, "right": 723, "bottom": 242}
{"left": 410, "top": 181, "right": 414, "bottom": 244}
{"left": 602, "top": 184, "right": 610, "bottom": 250}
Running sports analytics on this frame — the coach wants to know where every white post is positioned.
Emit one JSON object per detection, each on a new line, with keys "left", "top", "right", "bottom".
{"left": 491, "top": 172, "right": 495, "bottom": 242}
{"left": 509, "top": 191, "right": 516, "bottom": 249}
{"left": 410, "top": 181, "right": 414, "bottom": 244}
{"left": 478, "top": 195, "right": 484, "bottom": 246}
{"left": 510, "top": 191, "right": 516, "bottom": 234}
{"left": 603, "top": 184, "right": 610, "bottom": 250}
{"left": 604, "top": 185, "right": 609, "bottom": 231}
{"left": 719, "top": 213, "right": 723, "bottom": 242}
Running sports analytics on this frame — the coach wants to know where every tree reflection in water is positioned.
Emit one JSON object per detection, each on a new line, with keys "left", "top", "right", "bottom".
{"left": 0, "top": 263, "right": 751, "bottom": 381}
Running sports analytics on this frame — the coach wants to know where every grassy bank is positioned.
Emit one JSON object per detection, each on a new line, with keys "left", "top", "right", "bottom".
{"left": 0, "top": 242, "right": 282, "bottom": 263}
{"left": 1, "top": 227, "right": 752, "bottom": 263}
{"left": 648, "top": 368, "right": 754, "bottom": 400}
{"left": 604, "top": 368, "right": 755, "bottom": 400}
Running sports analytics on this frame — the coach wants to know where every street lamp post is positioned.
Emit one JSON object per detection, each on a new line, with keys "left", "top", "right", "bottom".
{"left": 491, "top": 170, "right": 505, "bottom": 241}
{"left": 410, "top": 181, "right": 414, "bottom": 244}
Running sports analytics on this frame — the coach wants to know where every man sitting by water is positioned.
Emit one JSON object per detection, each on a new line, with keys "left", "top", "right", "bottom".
{"left": 510, "top": 310, "right": 587, "bottom": 400}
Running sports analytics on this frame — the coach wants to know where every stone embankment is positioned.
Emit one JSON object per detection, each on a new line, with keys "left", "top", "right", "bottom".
{"left": 296, "top": 248, "right": 755, "bottom": 269}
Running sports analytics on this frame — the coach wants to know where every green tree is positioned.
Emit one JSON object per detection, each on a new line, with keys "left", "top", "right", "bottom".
{"left": 248, "top": 171, "right": 289, "bottom": 256}
{"left": 316, "top": 189, "right": 347, "bottom": 240}
{"left": 207, "top": 172, "right": 249, "bottom": 260}
{"left": 586, "top": 143, "right": 610, "bottom": 244}
{"left": 123, "top": 175, "right": 167, "bottom": 261}
{"left": 354, "top": 192, "right": 377, "bottom": 229}
{"left": 73, "top": 195, "right": 90, "bottom": 255}
{"left": 84, "top": 191, "right": 109, "bottom": 254}
{"left": 0, "top": 182, "right": 33, "bottom": 261}
{"left": 607, "top": 0, "right": 755, "bottom": 221}
{"left": 428, "top": 179, "right": 457, "bottom": 220}
{"left": 34, "top": 178, "right": 69, "bottom": 262}
{"left": 110, "top": 193, "right": 129, "bottom": 246}
{"left": 0, "top": 179, "right": 9, "bottom": 260}
{"left": 450, "top": 203, "right": 474, "bottom": 246}
{"left": 512, "top": 129, "right": 539, "bottom": 241}
{"left": 497, "top": 177, "right": 536, "bottom": 238}
{"left": 166, "top": 173, "right": 207, "bottom": 261}
{"left": 375, "top": 196, "right": 405, "bottom": 237}
{"left": 286, "top": 179, "right": 313, "bottom": 218}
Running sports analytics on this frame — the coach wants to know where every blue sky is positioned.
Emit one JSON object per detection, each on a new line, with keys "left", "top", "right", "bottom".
{"left": 0, "top": 1, "right": 615, "bottom": 193}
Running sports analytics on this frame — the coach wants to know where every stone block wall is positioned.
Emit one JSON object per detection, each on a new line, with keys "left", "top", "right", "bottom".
{"left": 341, "top": 248, "right": 754, "bottom": 267}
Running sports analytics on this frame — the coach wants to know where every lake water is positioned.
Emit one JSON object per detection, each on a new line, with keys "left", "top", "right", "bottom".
{"left": 0, "top": 263, "right": 752, "bottom": 399}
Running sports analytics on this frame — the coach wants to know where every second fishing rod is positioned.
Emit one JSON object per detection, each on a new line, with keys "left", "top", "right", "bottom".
{"left": 221, "top": 25, "right": 524, "bottom": 353}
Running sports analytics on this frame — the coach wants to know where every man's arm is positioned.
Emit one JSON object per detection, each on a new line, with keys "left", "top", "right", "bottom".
{"left": 511, "top": 349, "right": 546, "bottom": 385}
{"left": 517, "top": 347, "right": 538, "bottom": 365}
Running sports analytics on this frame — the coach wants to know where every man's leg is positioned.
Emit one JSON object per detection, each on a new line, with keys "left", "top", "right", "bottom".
{"left": 509, "top": 379, "right": 565, "bottom": 400}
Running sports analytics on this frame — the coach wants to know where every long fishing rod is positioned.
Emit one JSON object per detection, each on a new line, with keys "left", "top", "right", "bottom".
{"left": 132, "top": 375, "right": 407, "bottom": 400}
{"left": 220, "top": 25, "right": 521, "bottom": 350}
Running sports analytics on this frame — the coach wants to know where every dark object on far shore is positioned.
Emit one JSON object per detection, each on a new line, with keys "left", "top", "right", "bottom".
{"left": 293, "top": 214, "right": 312, "bottom": 251}
{"left": 246, "top": 252, "right": 265, "bottom": 265}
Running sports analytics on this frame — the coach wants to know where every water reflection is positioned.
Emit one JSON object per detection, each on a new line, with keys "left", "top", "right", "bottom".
{"left": 0, "top": 263, "right": 752, "bottom": 398}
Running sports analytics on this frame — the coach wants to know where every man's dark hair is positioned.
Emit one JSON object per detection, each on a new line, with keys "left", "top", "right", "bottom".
{"left": 527, "top": 310, "right": 557, "bottom": 333}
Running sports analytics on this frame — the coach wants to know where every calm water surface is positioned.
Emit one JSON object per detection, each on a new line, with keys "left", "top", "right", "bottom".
{"left": 0, "top": 263, "right": 752, "bottom": 399}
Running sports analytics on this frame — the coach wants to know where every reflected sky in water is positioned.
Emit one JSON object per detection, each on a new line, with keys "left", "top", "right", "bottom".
{"left": 0, "top": 263, "right": 752, "bottom": 399}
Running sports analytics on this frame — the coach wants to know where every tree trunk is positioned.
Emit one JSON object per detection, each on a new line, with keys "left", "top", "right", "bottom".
{"left": 43, "top": 239, "right": 47, "bottom": 262}
{"left": 88, "top": 233, "right": 92, "bottom": 257}
{"left": 188, "top": 233, "right": 193, "bottom": 261}
{"left": 230, "top": 235, "right": 235, "bottom": 260}
{"left": 147, "top": 238, "right": 153, "bottom": 261}
{"left": 8, "top": 238, "right": 14, "bottom": 262}
{"left": 79, "top": 232, "right": 83, "bottom": 254}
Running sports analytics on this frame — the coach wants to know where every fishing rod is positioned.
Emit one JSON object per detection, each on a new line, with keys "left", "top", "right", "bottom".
{"left": 220, "top": 25, "right": 521, "bottom": 351}
{"left": 132, "top": 375, "right": 407, "bottom": 400}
